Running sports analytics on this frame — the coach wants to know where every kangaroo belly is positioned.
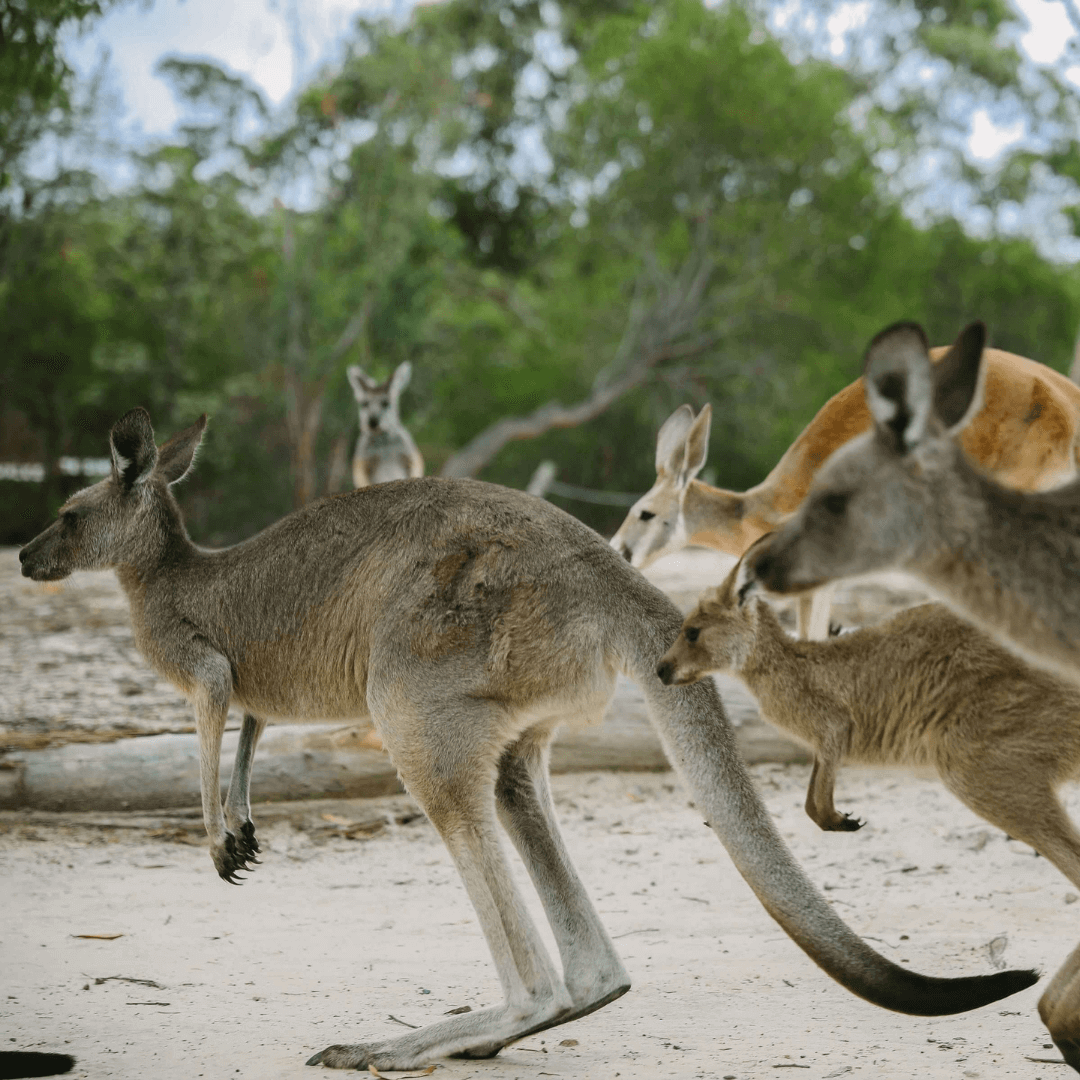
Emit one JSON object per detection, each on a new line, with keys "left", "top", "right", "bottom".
{"left": 230, "top": 637, "right": 370, "bottom": 721}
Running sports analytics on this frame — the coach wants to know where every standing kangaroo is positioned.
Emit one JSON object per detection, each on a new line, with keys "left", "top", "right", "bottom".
{"left": 347, "top": 360, "right": 424, "bottom": 487}
{"left": 610, "top": 339, "right": 1080, "bottom": 639}
{"left": 656, "top": 555, "right": 1080, "bottom": 892}
{"left": 741, "top": 320, "right": 1080, "bottom": 1070}
{"left": 18, "top": 409, "right": 1036, "bottom": 1071}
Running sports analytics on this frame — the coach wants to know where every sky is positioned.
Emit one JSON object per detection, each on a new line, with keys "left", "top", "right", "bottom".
{"left": 53, "top": 0, "right": 1080, "bottom": 259}
{"left": 64, "top": 0, "right": 1078, "bottom": 158}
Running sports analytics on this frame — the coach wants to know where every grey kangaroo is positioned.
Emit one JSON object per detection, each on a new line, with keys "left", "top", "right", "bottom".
{"left": 741, "top": 320, "right": 1080, "bottom": 1070}
{"left": 347, "top": 360, "right": 424, "bottom": 487}
{"left": 657, "top": 553, "right": 1080, "bottom": 891}
{"left": 18, "top": 408, "right": 1036, "bottom": 1071}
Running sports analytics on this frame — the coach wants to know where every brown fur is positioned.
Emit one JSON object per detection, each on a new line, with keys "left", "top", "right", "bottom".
{"left": 611, "top": 347, "right": 1080, "bottom": 640}
{"left": 17, "top": 408, "right": 1037, "bottom": 1071}
{"left": 658, "top": 565, "right": 1080, "bottom": 892}
{"left": 742, "top": 320, "right": 1080, "bottom": 1070}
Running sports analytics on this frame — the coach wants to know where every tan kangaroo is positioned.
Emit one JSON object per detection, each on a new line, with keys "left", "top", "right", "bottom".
{"left": 347, "top": 360, "right": 424, "bottom": 487}
{"left": 741, "top": 320, "right": 1080, "bottom": 1071}
{"left": 18, "top": 409, "right": 1036, "bottom": 1071}
{"left": 657, "top": 557, "right": 1080, "bottom": 892}
{"left": 610, "top": 343, "right": 1080, "bottom": 639}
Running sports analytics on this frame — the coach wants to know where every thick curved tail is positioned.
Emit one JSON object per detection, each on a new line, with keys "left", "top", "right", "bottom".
{"left": 617, "top": 593, "right": 1037, "bottom": 1015}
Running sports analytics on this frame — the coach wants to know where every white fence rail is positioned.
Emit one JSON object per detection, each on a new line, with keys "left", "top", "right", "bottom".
{"left": 0, "top": 458, "right": 112, "bottom": 482}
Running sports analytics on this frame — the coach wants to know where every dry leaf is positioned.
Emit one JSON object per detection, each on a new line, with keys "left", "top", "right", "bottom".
{"left": 73, "top": 933, "right": 124, "bottom": 940}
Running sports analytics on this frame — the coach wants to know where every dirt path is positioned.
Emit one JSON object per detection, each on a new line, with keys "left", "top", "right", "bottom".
{"left": 3, "top": 766, "right": 1076, "bottom": 1079}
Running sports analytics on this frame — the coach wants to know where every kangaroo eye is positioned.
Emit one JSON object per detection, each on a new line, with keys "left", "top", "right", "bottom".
{"left": 684, "top": 627, "right": 700, "bottom": 644}
{"left": 821, "top": 492, "right": 849, "bottom": 516}
{"left": 639, "top": 510, "right": 656, "bottom": 522}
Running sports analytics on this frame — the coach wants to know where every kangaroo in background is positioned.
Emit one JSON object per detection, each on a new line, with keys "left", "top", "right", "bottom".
{"left": 347, "top": 360, "right": 424, "bottom": 487}
{"left": 657, "top": 552, "right": 1080, "bottom": 892}
{"left": 18, "top": 409, "right": 1035, "bottom": 1071}
{"left": 741, "top": 319, "right": 1080, "bottom": 1070}
{"left": 611, "top": 339, "right": 1080, "bottom": 639}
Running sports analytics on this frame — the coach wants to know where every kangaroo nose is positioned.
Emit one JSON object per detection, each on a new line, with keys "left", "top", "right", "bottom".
{"left": 656, "top": 660, "right": 675, "bottom": 685}
{"left": 620, "top": 545, "right": 632, "bottom": 563}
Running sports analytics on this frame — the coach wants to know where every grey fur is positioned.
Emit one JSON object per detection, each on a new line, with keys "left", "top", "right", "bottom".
{"left": 347, "top": 361, "right": 424, "bottom": 486}
{"left": 19, "top": 408, "right": 1036, "bottom": 1070}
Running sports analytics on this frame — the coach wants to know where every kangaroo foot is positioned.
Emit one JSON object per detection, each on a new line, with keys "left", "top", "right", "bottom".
{"left": 306, "top": 1043, "right": 431, "bottom": 1071}
{"left": 212, "top": 830, "right": 258, "bottom": 884}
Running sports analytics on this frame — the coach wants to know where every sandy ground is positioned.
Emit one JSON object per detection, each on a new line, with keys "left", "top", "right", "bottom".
{"left": 3, "top": 766, "right": 1078, "bottom": 1080}
{"left": 4, "top": 546, "right": 1079, "bottom": 1078}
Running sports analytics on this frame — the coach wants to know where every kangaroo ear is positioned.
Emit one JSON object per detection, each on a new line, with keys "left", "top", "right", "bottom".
{"left": 110, "top": 408, "right": 158, "bottom": 491}
{"left": 680, "top": 403, "right": 711, "bottom": 486}
{"left": 863, "top": 321, "right": 934, "bottom": 454}
{"left": 389, "top": 361, "right": 412, "bottom": 400}
{"left": 932, "top": 322, "right": 986, "bottom": 433}
{"left": 156, "top": 415, "right": 208, "bottom": 486}
{"left": 655, "top": 405, "right": 695, "bottom": 475}
{"left": 347, "top": 366, "right": 373, "bottom": 401}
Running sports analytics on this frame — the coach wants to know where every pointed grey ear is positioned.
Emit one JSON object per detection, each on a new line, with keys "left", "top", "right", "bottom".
{"left": 156, "top": 415, "right": 207, "bottom": 486}
{"left": 932, "top": 322, "right": 986, "bottom": 432}
{"left": 680, "top": 403, "right": 711, "bottom": 485}
{"left": 655, "top": 405, "right": 695, "bottom": 475}
{"left": 110, "top": 408, "right": 158, "bottom": 491}
{"left": 389, "top": 361, "right": 412, "bottom": 401}
{"left": 347, "top": 366, "right": 373, "bottom": 401}
{"left": 863, "top": 321, "right": 934, "bottom": 453}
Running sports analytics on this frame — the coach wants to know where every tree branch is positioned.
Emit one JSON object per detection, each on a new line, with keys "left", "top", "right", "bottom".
{"left": 440, "top": 230, "right": 720, "bottom": 479}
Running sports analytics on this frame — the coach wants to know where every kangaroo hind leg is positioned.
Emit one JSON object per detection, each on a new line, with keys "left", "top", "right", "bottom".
{"left": 224, "top": 713, "right": 267, "bottom": 869}
{"left": 307, "top": 702, "right": 576, "bottom": 1072}
{"left": 943, "top": 769, "right": 1080, "bottom": 892}
{"left": 492, "top": 727, "right": 630, "bottom": 1026}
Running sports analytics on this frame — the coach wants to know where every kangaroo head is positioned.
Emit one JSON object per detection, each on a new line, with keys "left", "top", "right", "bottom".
{"left": 611, "top": 403, "right": 711, "bottom": 568}
{"left": 656, "top": 549, "right": 761, "bottom": 685}
{"left": 744, "top": 321, "right": 987, "bottom": 597}
{"left": 348, "top": 362, "right": 411, "bottom": 436}
{"left": 19, "top": 408, "right": 207, "bottom": 582}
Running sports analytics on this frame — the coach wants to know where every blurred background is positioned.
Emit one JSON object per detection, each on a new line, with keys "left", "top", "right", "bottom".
{"left": 3, "top": 0, "right": 1080, "bottom": 546}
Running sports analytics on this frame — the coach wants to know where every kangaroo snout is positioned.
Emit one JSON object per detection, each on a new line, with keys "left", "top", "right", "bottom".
{"left": 656, "top": 659, "right": 676, "bottom": 684}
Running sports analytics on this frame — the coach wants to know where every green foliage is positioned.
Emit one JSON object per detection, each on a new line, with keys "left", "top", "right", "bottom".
{"left": 3, "top": 0, "right": 1079, "bottom": 545}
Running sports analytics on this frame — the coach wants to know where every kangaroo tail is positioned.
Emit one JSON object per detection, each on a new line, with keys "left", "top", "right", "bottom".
{"left": 617, "top": 586, "right": 1037, "bottom": 1015}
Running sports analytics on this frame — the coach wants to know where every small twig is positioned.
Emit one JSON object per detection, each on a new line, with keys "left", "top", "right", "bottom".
{"left": 387, "top": 1014, "right": 420, "bottom": 1029}
{"left": 612, "top": 927, "right": 661, "bottom": 939}
{"left": 773, "top": 1064, "right": 811, "bottom": 1069}
{"left": 126, "top": 1001, "right": 171, "bottom": 1006}
{"left": 89, "top": 975, "right": 165, "bottom": 988}
{"left": 1025, "top": 1057, "right": 1069, "bottom": 1064}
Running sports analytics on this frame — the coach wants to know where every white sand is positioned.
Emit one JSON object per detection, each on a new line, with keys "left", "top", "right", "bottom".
{"left": 3, "top": 765, "right": 1076, "bottom": 1079}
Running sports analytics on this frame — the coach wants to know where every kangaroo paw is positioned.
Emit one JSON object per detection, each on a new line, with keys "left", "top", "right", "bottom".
{"left": 213, "top": 831, "right": 256, "bottom": 884}
{"left": 237, "top": 819, "right": 261, "bottom": 864}
{"left": 821, "top": 812, "right": 865, "bottom": 832}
